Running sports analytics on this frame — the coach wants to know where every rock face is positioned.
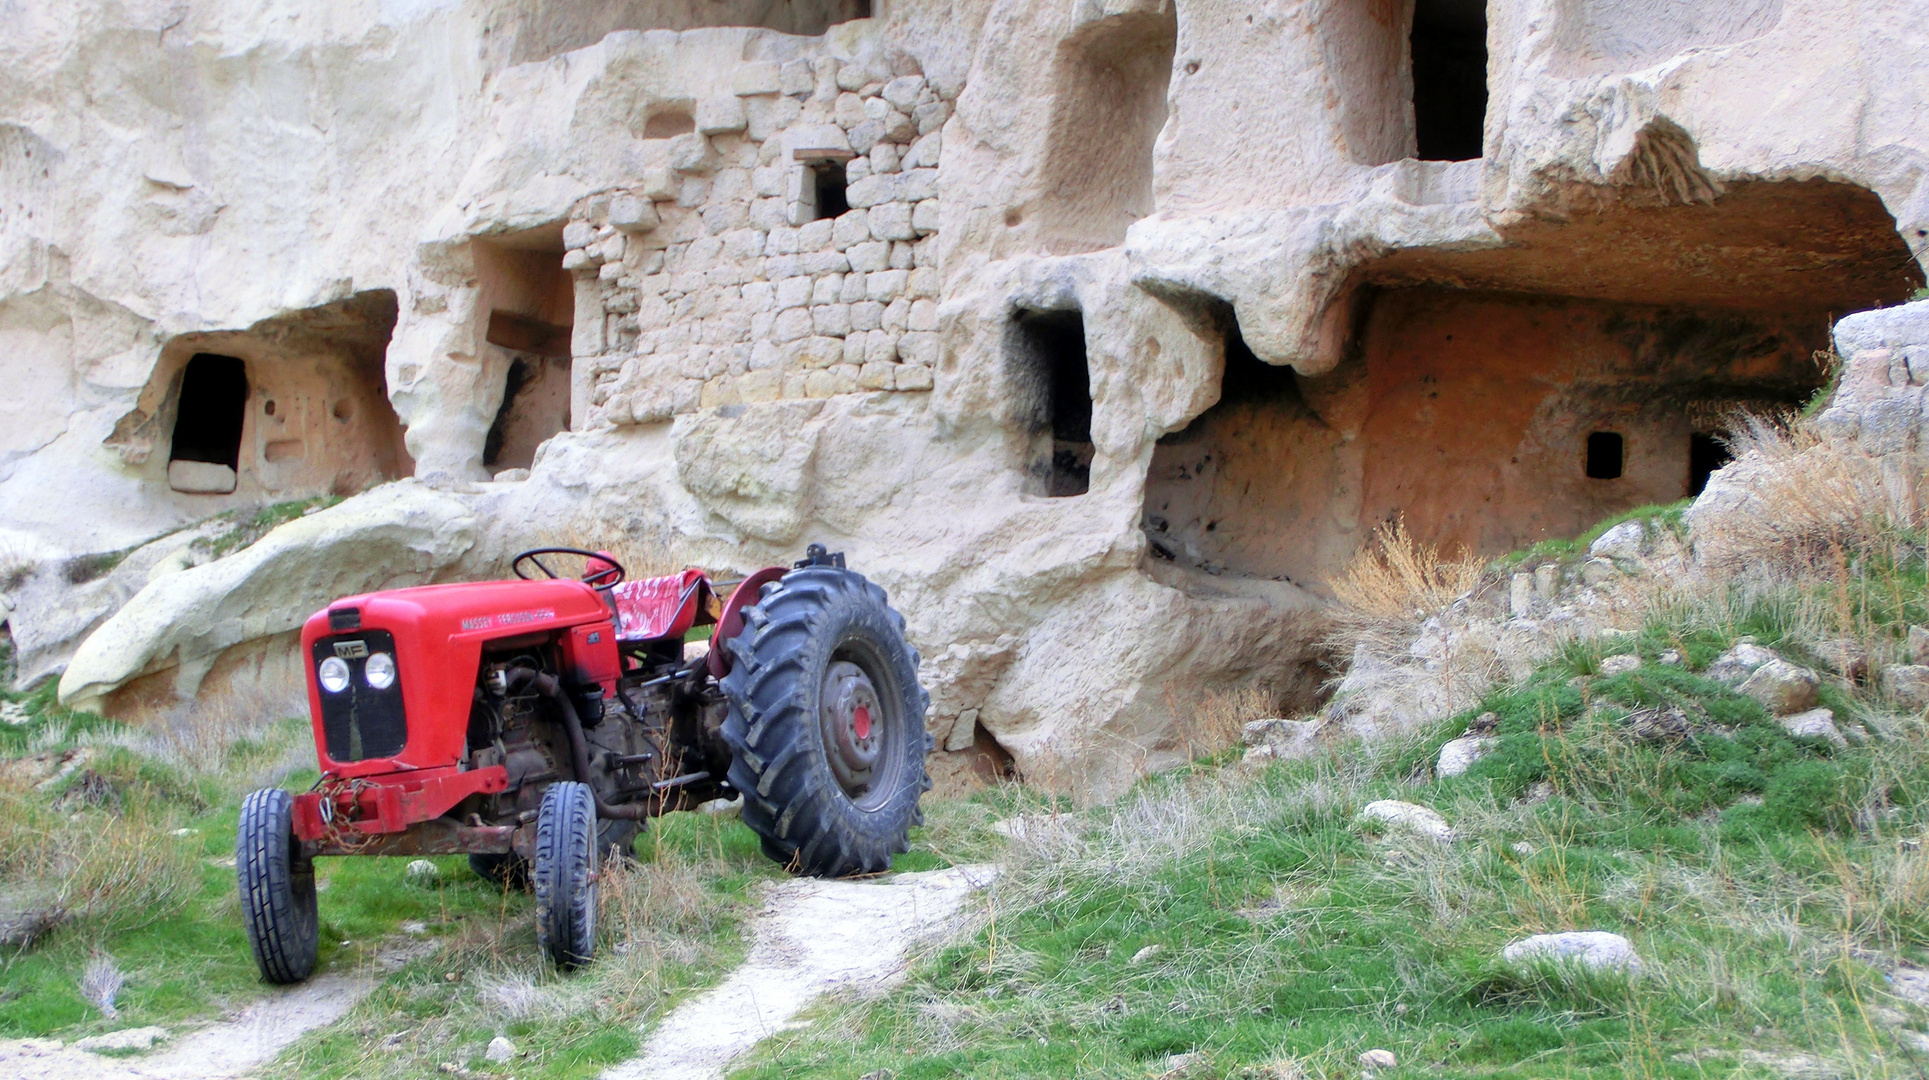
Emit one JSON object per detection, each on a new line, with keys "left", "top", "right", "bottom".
{"left": 5, "top": 2, "right": 1929, "bottom": 797}
{"left": 56, "top": 483, "right": 478, "bottom": 715}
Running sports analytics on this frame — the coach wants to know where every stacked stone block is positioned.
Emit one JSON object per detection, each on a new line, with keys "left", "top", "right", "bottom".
{"left": 563, "top": 52, "right": 952, "bottom": 428}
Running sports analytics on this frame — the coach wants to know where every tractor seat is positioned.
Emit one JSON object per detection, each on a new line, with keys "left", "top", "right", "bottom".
{"left": 608, "top": 568, "right": 708, "bottom": 643}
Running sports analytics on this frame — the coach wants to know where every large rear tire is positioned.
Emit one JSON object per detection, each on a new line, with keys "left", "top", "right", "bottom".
{"left": 720, "top": 565, "right": 931, "bottom": 877}
{"left": 533, "top": 781, "right": 597, "bottom": 969}
{"left": 237, "top": 788, "right": 319, "bottom": 984}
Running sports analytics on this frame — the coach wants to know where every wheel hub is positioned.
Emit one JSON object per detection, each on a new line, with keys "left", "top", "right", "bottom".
{"left": 821, "top": 660, "right": 884, "bottom": 798}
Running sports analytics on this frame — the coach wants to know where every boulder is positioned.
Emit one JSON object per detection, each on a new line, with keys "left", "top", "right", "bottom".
{"left": 1502, "top": 931, "right": 1644, "bottom": 974}
{"left": 1737, "top": 659, "right": 1821, "bottom": 715}
{"left": 1360, "top": 800, "right": 1454, "bottom": 843}
{"left": 1589, "top": 520, "right": 1647, "bottom": 561}
{"left": 1358, "top": 1049, "right": 1398, "bottom": 1071}
{"left": 1883, "top": 665, "right": 1929, "bottom": 711}
{"left": 1911, "top": 626, "right": 1929, "bottom": 666}
{"left": 1243, "top": 718, "right": 1321, "bottom": 761}
{"left": 1436, "top": 736, "right": 1496, "bottom": 778}
{"left": 1599, "top": 654, "right": 1642, "bottom": 676}
{"left": 1579, "top": 558, "right": 1618, "bottom": 586}
{"left": 485, "top": 1036, "right": 517, "bottom": 1063}
{"left": 1780, "top": 708, "right": 1848, "bottom": 747}
{"left": 1706, "top": 643, "right": 1780, "bottom": 685}
{"left": 58, "top": 483, "right": 477, "bottom": 714}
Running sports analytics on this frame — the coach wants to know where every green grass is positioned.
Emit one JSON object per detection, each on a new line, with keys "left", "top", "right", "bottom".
{"left": 729, "top": 571, "right": 1929, "bottom": 1080}
{"left": 197, "top": 496, "right": 341, "bottom": 559}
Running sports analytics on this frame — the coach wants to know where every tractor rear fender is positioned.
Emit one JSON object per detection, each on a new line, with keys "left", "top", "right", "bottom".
{"left": 708, "top": 567, "right": 788, "bottom": 679}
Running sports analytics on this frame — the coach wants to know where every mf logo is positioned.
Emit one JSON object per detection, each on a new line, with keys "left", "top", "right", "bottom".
{"left": 333, "top": 640, "right": 370, "bottom": 660}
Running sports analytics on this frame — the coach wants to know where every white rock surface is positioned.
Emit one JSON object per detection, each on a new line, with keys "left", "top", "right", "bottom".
{"left": 1598, "top": 654, "right": 1642, "bottom": 676}
{"left": 1884, "top": 665, "right": 1929, "bottom": 711}
{"left": 4, "top": 1, "right": 1929, "bottom": 803}
{"left": 1436, "top": 736, "right": 1496, "bottom": 778}
{"left": 1780, "top": 708, "right": 1848, "bottom": 747}
{"left": 1588, "top": 521, "right": 1647, "bottom": 561}
{"left": 1502, "top": 931, "right": 1644, "bottom": 975}
{"left": 1360, "top": 800, "right": 1454, "bottom": 844}
{"left": 1706, "top": 643, "right": 1781, "bottom": 685}
{"left": 485, "top": 1036, "right": 516, "bottom": 1063}
{"left": 56, "top": 483, "right": 476, "bottom": 712}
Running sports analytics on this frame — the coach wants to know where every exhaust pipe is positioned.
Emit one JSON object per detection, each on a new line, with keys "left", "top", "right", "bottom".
{"left": 505, "top": 667, "right": 649, "bottom": 821}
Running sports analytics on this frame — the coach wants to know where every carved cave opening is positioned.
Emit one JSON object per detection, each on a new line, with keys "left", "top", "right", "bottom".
{"left": 167, "top": 354, "right": 249, "bottom": 494}
{"left": 1411, "top": 0, "right": 1488, "bottom": 161}
{"left": 1033, "top": 1, "right": 1178, "bottom": 253}
{"left": 1009, "top": 308, "right": 1093, "bottom": 498}
{"left": 1142, "top": 301, "right": 1343, "bottom": 590}
{"left": 476, "top": 232, "right": 575, "bottom": 474}
{"left": 1140, "top": 290, "right": 1847, "bottom": 595}
{"left": 128, "top": 290, "right": 409, "bottom": 502}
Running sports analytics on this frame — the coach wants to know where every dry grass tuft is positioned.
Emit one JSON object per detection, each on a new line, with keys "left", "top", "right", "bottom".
{"left": 105, "top": 686, "right": 310, "bottom": 793}
{"left": 1692, "top": 412, "right": 1927, "bottom": 571}
{"left": 0, "top": 785, "right": 200, "bottom": 933}
{"left": 1332, "top": 518, "right": 1482, "bottom": 623}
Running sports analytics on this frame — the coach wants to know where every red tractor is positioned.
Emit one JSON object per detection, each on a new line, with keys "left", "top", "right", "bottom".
{"left": 236, "top": 544, "right": 929, "bottom": 981}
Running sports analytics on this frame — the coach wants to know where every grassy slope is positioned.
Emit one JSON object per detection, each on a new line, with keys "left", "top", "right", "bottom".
{"left": 733, "top": 548, "right": 1929, "bottom": 1079}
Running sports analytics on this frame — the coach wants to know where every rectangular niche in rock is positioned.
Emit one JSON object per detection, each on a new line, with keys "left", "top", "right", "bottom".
{"left": 476, "top": 232, "right": 575, "bottom": 473}
{"left": 168, "top": 353, "right": 249, "bottom": 494}
{"left": 1411, "top": 0, "right": 1488, "bottom": 161}
{"left": 1008, "top": 309, "right": 1093, "bottom": 498}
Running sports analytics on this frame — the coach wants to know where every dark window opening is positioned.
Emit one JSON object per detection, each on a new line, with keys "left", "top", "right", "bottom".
{"left": 1586, "top": 431, "right": 1624, "bottom": 480}
{"left": 484, "top": 359, "right": 532, "bottom": 470}
{"left": 813, "top": 162, "right": 850, "bottom": 221}
{"left": 1010, "top": 309, "right": 1093, "bottom": 497}
{"left": 1411, "top": 0, "right": 1488, "bottom": 161}
{"left": 1689, "top": 431, "right": 1731, "bottom": 496}
{"left": 170, "top": 353, "right": 249, "bottom": 469}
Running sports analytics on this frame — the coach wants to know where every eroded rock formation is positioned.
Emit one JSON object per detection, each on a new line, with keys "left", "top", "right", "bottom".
{"left": 3, "top": 0, "right": 1926, "bottom": 798}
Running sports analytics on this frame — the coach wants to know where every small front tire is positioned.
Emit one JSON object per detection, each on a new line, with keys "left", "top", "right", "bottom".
{"left": 533, "top": 781, "right": 598, "bottom": 969}
{"left": 237, "top": 788, "right": 319, "bottom": 985}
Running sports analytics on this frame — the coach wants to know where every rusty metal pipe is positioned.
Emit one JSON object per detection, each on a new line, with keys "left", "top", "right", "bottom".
{"left": 506, "top": 666, "right": 649, "bottom": 821}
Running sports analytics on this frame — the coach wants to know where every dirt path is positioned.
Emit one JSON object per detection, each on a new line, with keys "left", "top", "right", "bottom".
{"left": 0, "top": 972, "right": 372, "bottom": 1080}
{"left": 601, "top": 863, "right": 996, "bottom": 1080}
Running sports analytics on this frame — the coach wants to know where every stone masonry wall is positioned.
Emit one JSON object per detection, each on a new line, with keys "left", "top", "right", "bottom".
{"left": 563, "top": 55, "right": 951, "bottom": 427}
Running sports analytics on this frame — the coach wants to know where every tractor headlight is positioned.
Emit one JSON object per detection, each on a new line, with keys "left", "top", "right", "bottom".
{"left": 364, "top": 651, "right": 396, "bottom": 690}
{"left": 318, "top": 656, "right": 351, "bottom": 694}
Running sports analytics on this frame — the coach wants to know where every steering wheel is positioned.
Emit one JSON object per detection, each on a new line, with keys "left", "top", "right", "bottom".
{"left": 512, "top": 547, "right": 626, "bottom": 590}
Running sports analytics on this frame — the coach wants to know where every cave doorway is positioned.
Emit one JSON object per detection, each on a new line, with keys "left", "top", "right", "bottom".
{"left": 1689, "top": 431, "right": 1733, "bottom": 495}
{"left": 1141, "top": 302, "right": 1338, "bottom": 586}
{"left": 476, "top": 232, "right": 575, "bottom": 474}
{"left": 1411, "top": 0, "right": 1488, "bottom": 161}
{"left": 1010, "top": 309, "right": 1093, "bottom": 498}
{"left": 168, "top": 353, "right": 249, "bottom": 494}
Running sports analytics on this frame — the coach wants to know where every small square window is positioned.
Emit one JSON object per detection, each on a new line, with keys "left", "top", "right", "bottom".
{"left": 812, "top": 162, "right": 849, "bottom": 221}
{"left": 1585, "top": 431, "right": 1624, "bottom": 480}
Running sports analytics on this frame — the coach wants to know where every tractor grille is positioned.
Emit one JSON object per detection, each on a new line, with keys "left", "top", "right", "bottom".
{"left": 314, "top": 630, "right": 407, "bottom": 762}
